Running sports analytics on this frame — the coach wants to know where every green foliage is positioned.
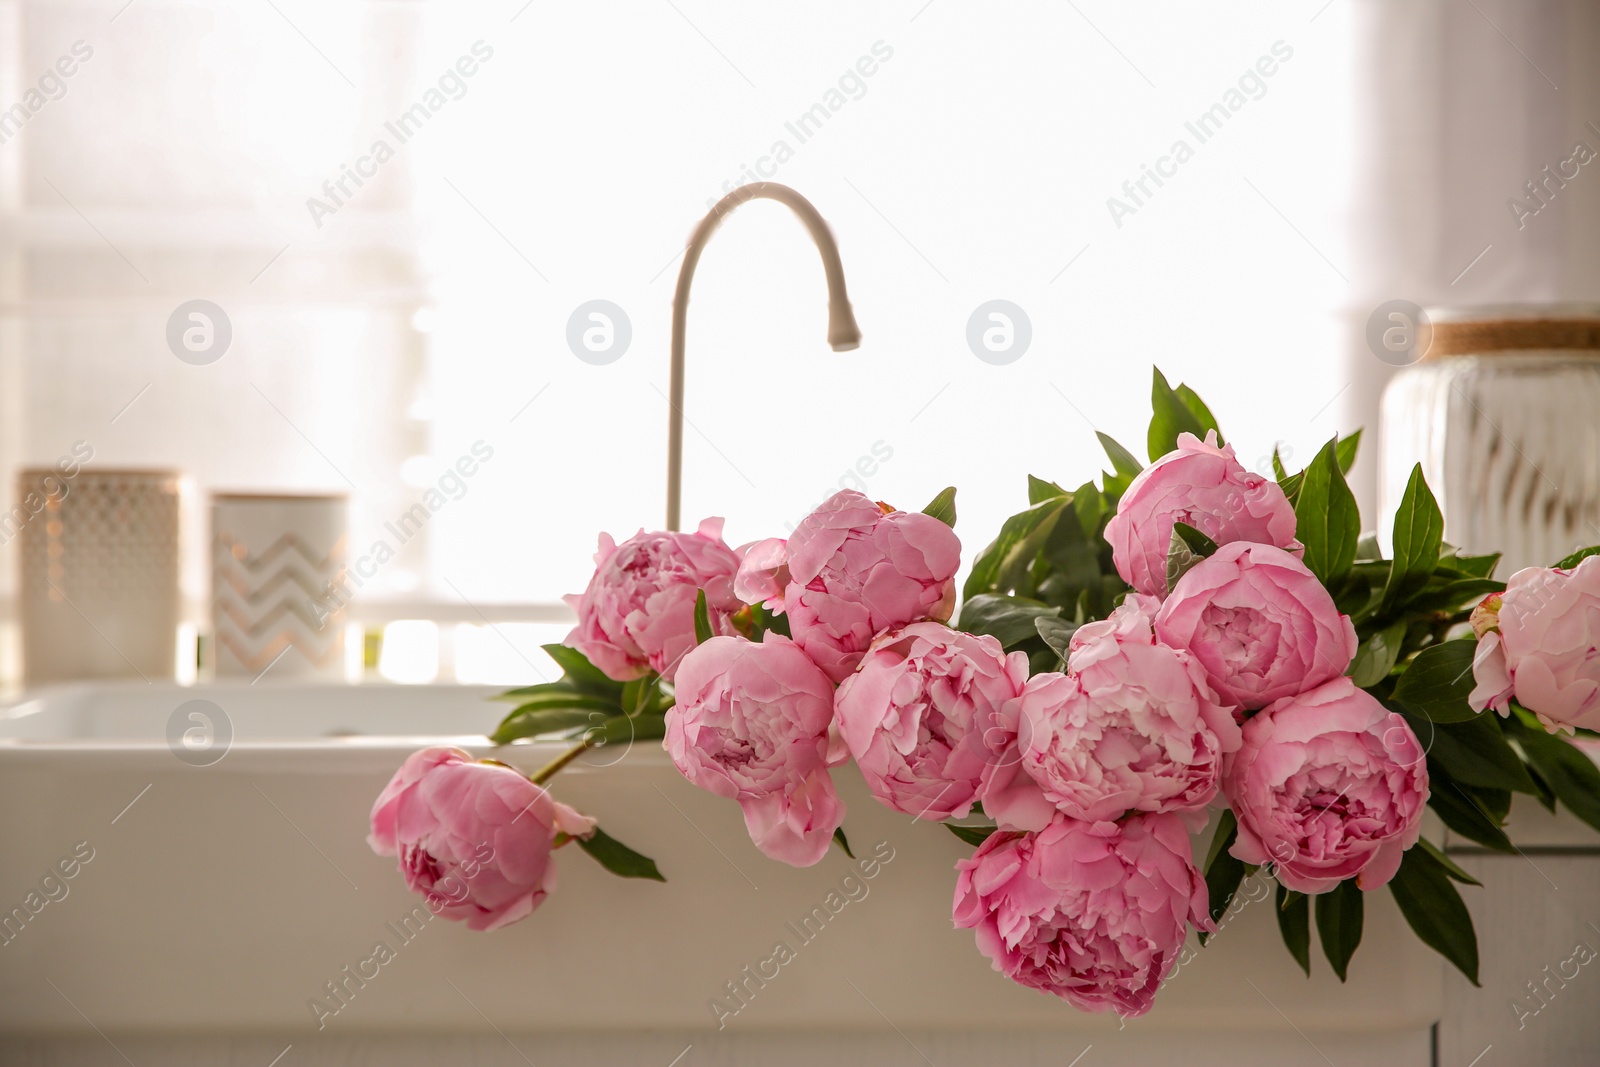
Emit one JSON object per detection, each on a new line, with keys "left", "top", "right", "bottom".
{"left": 1166, "top": 522, "right": 1218, "bottom": 590}
{"left": 1381, "top": 464, "right": 1444, "bottom": 616}
{"left": 1276, "top": 885, "right": 1311, "bottom": 977}
{"left": 1096, "top": 432, "right": 1143, "bottom": 501}
{"left": 492, "top": 646, "right": 671, "bottom": 746}
{"left": 576, "top": 826, "right": 666, "bottom": 882}
{"left": 1507, "top": 711, "right": 1600, "bottom": 834}
{"left": 1315, "top": 880, "right": 1364, "bottom": 982}
{"left": 1349, "top": 620, "right": 1407, "bottom": 688}
{"left": 1390, "top": 641, "right": 1481, "bottom": 723}
{"left": 1147, "top": 368, "right": 1214, "bottom": 461}
{"left": 1335, "top": 429, "right": 1362, "bottom": 474}
{"left": 1292, "top": 438, "right": 1360, "bottom": 589}
{"left": 1199, "top": 811, "right": 1248, "bottom": 942}
{"left": 1553, "top": 544, "right": 1600, "bottom": 569}
{"left": 693, "top": 589, "right": 713, "bottom": 645}
{"left": 923, "top": 486, "right": 957, "bottom": 528}
{"left": 1389, "top": 845, "right": 1479, "bottom": 985}
{"left": 945, "top": 822, "right": 999, "bottom": 847}
{"left": 957, "top": 594, "right": 1062, "bottom": 650}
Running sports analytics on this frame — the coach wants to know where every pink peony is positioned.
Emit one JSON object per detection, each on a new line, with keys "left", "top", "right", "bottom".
{"left": 1105, "top": 431, "right": 1301, "bottom": 597}
{"left": 368, "top": 747, "right": 596, "bottom": 931}
{"left": 952, "top": 812, "right": 1210, "bottom": 1017}
{"left": 733, "top": 537, "right": 790, "bottom": 611}
{"left": 1469, "top": 558, "right": 1600, "bottom": 732}
{"left": 563, "top": 518, "right": 742, "bottom": 682}
{"left": 666, "top": 634, "right": 844, "bottom": 867}
{"left": 1067, "top": 593, "right": 1163, "bottom": 655}
{"left": 1154, "top": 541, "right": 1357, "bottom": 711}
{"left": 835, "top": 621, "right": 1029, "bottom": 821}
{"left": 1017, "top": 602, "right": 1240, "bottom": 824}
{"left": 784, "top": 490, "right": 961, "bottom": 682}
{"left": 1223, "top": 677, "right": 1428, "bottom": 894}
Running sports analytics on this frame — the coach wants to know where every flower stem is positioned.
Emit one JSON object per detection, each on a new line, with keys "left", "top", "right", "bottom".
{"left": 528, "top": 738, "right": 594, "bottom": 786}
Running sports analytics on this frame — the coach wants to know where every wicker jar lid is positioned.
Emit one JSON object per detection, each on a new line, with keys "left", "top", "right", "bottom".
{"left": 1422, "top": 303, "right": 1600, "bottom": 358}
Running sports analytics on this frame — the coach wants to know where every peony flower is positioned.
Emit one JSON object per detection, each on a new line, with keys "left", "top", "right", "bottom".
{"left": 835, "top": 621, "right": 1030, "bottom": 822}
{"left": 368, "top": 747, "right": 596, "bottom": 931}
{"left": 1018, "top": 604, "right": 1240, "bottom": 824}
{"left": 1154, "top": 541, "right": 1357, "bottom": 711}
{"left": 1105, "top": 431, "right": 1300, "bottom": 597}
{"left": 1468, "top": 559, "right": 1600, "bottom": 732}
{"left": 1223, "top": 677, "right": 1427, "bottom": 894}
{"left": 952, "top": 812, "right": 1210, "bottom": 1017}
{"left": 666, "top": 634, "right": 844, "bottom": 867}
{"left": 1067, "top": 593, "right": 1163, "bottom": 656}
{"left": 563, "top": 518, "right": 742, "bottom": 682}
{"left": 784, "top": 490, "right": 961, "bottom": 682}
{"left": 733, "top": 537, "right": 790, "bottom": 611}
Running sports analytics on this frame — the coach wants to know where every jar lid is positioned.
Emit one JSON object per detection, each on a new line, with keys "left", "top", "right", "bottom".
{"left": 1422, "top": 303, "right": 1600, "bottom": 357}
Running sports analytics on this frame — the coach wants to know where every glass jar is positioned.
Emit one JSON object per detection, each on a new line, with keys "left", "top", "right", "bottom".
{"left": 1379, "top": 305, "right": 1600, "bottom": 574}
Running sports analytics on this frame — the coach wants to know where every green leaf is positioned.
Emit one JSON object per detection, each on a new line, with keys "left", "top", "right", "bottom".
{"left": 832, "top": 827, "right": 855, "bottom": 858}
{"left": 1276, "top": 884, "right": 1311, "bottom": 977}
{"left": 1389, "top": 845, "right": 1479, "bottom": 985}
{"left": 540, "top": 644, "right": 625, "bottom": 696}
{"left": 1097, "top": 432, "right": 1143, "bottom": 481}
{"left": 1035, "top": 616, "right": 1079, "bottom": 661}
{"left": 1507, "top": 713, "right": 1600, "bottom": 835}
{"left": 922, "top": 486, "right": 957, "bottom": 527}
{"left": 1553, "top": 545, "right": 1600, "bottom": 570}
{"left": 1292, "top": 437, "right": 1360, "bottom": 589}
{"left": 1405, "top": 578, "right": 1505, "bottom": 616}
{"left": 1166, "top": 525, "right": 1214, "bottom": 590}
{"left": 1416, "top": 837, "right": 1481, "bottom": 886}
{"left": 1413, "top": 711, "right": 1539, "bottom": 794}
{"left": 1026, "top": 476, "right": 1068, "bottom": 506}
{"left": 1357, "top": 532, "right": 1384, "bottom": 561}
{"left": 1335, "top": 429, "right": 1362, "bottom": 474}
{"left": 1172, "top": 521, "right": 1219, "bottom": 557}
{"left": 945, "top": 822, "right": 998, "bottom": 847}
{"left": 492, "top": 704, "right": 615, "bottom": 744}
{"left": 620, "top": 674, "right": 667, "bottom": 716}
{"left": 1275, "top": 446, "right": 1304, "bottom": 507}
{"left": 575, "top": 826, "right": 666, "bottom": 882}
{"left": 1391, "top": 640, "right": 1480, "bottom": 723}
{"left": 1315, "top": 880, "right": 1364, "bottom": 982}
{"left": 1148, "top": 368, "right": 1209, "bottom": 461}
{"left": 1350, "top": 620, "right": 1407, "bottom": 688}
{"left": 1202, "top": 812, "right": 1248, "bottom": 936}
{"left": 1174, "top": 382, "right": 1222, "bottom": 442}
{"left": 746, "top": 602, "right": 790, "bottom": 640}
{"left": 693, "top": 589, "right": 713, "bottom": 645}
{"left": 585, "top": 708, "right": 668, "bottom": 746}
{"left": 963, "top": 496, "right": 1073, "bottom": 600}
{"left": 1071, "top": 480, "right": 1105, "bottom": 542}
{"left": 1428, "top": 781, "right": 1515, "bottom": 853}
{"left": 957, "top": 594, "right": 1062, "bottom": 649}
{"left": 1381, "top": 465, "right": 1445, "bottom": 616}
{"left": 1441, "top": 547, "right": 1499, "bottom": 579}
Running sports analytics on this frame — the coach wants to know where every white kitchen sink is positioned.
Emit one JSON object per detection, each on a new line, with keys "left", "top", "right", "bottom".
{"left": 0, "top": 682, "right": 1444, "bottom": 1064}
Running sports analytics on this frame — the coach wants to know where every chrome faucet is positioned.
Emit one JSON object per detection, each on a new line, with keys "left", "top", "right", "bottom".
{"left": 665, "top": 182, "right": 860, "bottom": 531}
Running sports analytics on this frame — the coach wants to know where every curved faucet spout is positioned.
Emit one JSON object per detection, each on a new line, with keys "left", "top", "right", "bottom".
{"left": 666, "top": 182, "right": 860, "bottom": 531}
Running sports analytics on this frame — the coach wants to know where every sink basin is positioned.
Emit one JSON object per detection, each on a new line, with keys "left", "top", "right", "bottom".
{"left": 0, "top": 682, "right": 1442, "bottom": 1059}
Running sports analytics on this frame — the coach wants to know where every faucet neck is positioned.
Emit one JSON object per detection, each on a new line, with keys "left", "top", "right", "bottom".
{"left": 665, "top": 183, "right": 860, "bottom": 531}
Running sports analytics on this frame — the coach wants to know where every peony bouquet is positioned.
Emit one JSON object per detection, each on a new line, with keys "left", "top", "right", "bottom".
{"left": 369, "top": 369, "right": 1600, "bottom": 1018}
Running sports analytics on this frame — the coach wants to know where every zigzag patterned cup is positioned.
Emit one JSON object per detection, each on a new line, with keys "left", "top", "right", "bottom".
{"left": 211, "top": 493, "right": 348, "bottom": 679}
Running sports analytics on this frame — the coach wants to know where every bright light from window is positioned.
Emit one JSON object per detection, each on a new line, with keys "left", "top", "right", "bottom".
{"left": 453, "top": 622, "right": 567, "bottom": 686}
{"left": 378, "top": 620, "right": 440, "bottom": 685}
